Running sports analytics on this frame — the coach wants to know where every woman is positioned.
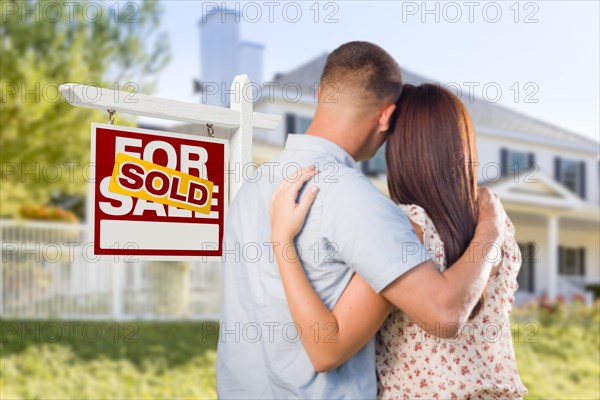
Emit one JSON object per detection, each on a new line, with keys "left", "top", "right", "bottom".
{"left": 269, "top": 84, "right": 527, "bottom": 399}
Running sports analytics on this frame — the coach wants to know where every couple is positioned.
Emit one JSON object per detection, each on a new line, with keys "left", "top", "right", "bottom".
{"left": 217, "top": 41, "right": 526, "bottom": 399}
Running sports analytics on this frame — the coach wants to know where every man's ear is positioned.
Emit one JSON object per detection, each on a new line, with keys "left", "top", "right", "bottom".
{"left": 378, "top": 103, "right": 397, "bottom": 133}
{"left": 316, "top": 85, "right": 321, "bottom": 102}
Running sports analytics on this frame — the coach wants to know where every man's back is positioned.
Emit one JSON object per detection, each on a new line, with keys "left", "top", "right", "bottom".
{"left": 216, "top": 135, "right": 426, "bottom": 398}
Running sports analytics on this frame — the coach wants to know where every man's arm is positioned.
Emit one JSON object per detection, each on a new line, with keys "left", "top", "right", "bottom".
{"left": 322, "top": 170, "right": 505, "bottom": 338}
{"left": 382, "top": 190, "right": 503, "bottom": 337}
{"left": 270, "top": 168, "right": 504, "bottom": 372}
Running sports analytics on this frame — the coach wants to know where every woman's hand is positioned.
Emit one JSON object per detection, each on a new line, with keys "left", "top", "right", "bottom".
{"left": 268, "top": 165, "right": 391, "bottom": 372}
{"left": 270, "top": 165, "right": 320, "bottom": 242}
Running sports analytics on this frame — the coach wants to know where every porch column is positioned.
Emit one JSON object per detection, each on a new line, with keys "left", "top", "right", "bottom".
{"left": 547, "top": 214, "right": 559, "bottom": 299}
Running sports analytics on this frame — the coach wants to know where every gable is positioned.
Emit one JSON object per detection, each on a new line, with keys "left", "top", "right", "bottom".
{"left": 485, "top": 171, "right": 585, "bottom": 209}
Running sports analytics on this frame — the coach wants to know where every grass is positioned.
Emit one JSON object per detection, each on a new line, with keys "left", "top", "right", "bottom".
{"left": 1, "top": 301, "right": 598, "bottom": 399}
{"left": 0, "top": 321, "right": 219, "bottom": 399}
{"left": 511, "top": 300, "right": 600, "bottom": 399}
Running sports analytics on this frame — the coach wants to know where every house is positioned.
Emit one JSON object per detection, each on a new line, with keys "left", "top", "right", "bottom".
{"left": 258, "top": 54, "right": 600, "bottom": 303}
{"left": 194, "top": 14, "right": 600, "bottom": 302}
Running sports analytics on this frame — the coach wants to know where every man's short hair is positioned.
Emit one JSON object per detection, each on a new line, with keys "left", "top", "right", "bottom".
{"left": 321, "top": 41, "right": 403, "bottom": 105}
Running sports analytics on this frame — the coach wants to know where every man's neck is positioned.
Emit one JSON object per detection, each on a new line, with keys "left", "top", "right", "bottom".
{"left": 304, "top": 118, "right": 360, "bottom": 160}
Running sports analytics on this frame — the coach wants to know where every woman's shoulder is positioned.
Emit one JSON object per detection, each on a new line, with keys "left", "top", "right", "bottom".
{"left": 398, "top": 203, "right": 428, "bottom": 227}
{"left": 399, "top": 203, "right": 447, "bottom": 269}
{"left": 398, "top": 204, "right": 439, "bottom": 237}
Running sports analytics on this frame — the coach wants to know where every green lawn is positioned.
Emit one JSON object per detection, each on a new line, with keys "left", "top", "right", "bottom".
{"left": 0, "top": 321, "right": 219, "bottom": 399}
{"left": 1, "top": 301, "right": 598, "bottom": 399}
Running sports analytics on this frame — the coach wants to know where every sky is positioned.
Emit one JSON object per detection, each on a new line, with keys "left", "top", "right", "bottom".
{"left": 145, "top": 0, "right": 599, "bottom": 143}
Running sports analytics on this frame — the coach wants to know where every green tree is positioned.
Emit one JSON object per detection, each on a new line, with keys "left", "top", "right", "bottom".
{"left": 0, "top": 0, "right": 170, "bottom": 218}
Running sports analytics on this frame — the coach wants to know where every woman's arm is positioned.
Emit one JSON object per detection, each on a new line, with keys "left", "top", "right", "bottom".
{"left": 273, "top": 244, "right": 391, "bottom": 372}
{"left": 270, "top": 166, "right": 391, "bottom": 372}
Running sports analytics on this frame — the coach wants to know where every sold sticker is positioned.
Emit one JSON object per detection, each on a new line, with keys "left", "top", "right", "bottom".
{"left": 109, "top": 153, "right": 214, "bottom": 215}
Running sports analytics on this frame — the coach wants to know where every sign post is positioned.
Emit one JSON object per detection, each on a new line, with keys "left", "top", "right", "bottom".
{"left": 60, "top": 74, "right": 280, "bottom": 259}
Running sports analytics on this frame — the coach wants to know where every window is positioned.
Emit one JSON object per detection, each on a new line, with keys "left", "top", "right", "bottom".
{"left": 559, "top": 247, "right": 586, "bottom": 277}
{"left": 362, "top": 142, "right": 387, "bottom": 176}
{"left": 560, "top": 159, "right": 578, "bottom": 193}
{"left": 297, "top": 116, "right": 312, "bottom": 133}
{"left": 501, "top": 148, "right": 534, "bottom": 176}
{"left": 285, "top": 113, "right": 313, "bottom": 134}
{"left": 517, "top": 242, "right": 536, "bottom": 293}
{"left": 555, "top": 157, "right": 586, "bottom": 198}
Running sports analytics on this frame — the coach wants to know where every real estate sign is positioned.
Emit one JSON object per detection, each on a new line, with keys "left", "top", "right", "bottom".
{"left": 90, "top": 123, "right": 227, "bottom": 259}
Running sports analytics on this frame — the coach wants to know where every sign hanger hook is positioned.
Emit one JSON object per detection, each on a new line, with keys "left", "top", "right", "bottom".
{"left": 207, "top": 123, "right": 215, "bottom": 138}
{"left": 107, "top": 109, "right": 116, "bottom": 125}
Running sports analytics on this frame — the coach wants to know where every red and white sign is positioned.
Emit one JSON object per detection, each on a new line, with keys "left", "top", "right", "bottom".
{"left": 90, "top": 123, "right": 227, "bottom": 259}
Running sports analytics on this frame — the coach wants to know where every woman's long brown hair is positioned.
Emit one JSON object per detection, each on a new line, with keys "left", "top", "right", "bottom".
{"left": 386, "top": 83, "right": 485, "bottom": 319}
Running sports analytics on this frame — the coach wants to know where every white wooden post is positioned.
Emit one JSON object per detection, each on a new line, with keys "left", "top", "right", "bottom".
{"left": 111, "top": 260, "right": 123, "bottom": 320}
{"left": 59, "top": 83, "right": 280, "bottom": 130}
{"left": 59, "top": 75, "right": 280, "bottom": 204}
{"left": 58, "top": 75, "right": 279, "bottom": 310}
{"left": 229, "top": 74, "right": 253, "bottom": 201}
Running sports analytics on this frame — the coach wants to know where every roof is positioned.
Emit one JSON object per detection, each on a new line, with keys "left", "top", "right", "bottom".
{"left": 482, "top": 170, "right": 600, "bottom": 221}
{"left": 269, "top": 52, "right": 329, "bottom": 90}
{"left": 240, "top": 41, "right": 265, "bottom": 49}
{"left": 263, "top": 53, "right": 599, "bottom": 150}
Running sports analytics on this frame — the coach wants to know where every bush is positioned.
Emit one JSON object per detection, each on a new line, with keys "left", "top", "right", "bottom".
{"left": 511, "top": 300, "right": 600, "bottom": 399}
{"left": 585, "top": 284, "right": 600, "bottom": 300}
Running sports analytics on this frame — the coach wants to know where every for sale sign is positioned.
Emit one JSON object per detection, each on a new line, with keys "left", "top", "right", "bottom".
{"left": 90, "top": 123, "right": 227, "bottom": 259}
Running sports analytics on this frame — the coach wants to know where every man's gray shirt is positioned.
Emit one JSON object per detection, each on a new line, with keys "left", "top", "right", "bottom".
{"left": 216, "top": 134, "right": 430, "bottom": 399}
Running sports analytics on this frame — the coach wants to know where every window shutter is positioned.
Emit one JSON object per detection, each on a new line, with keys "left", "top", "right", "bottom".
{"left": 528, "top": 242, "right": 536, "bottom": 292}
{"left": 285, "top": 114, "right": 296, "bottom": 134}
{"left": 554, "top": 157, "right": 562, "bottom": 181}
{"left": 579, "top": 161, "right": 586, "bottom": 199}
{"left": 501, "top": 148, "right": 508, "bottom": 176}
{"left": 558, "top": 246, "right": 564, "bottom": 274}
{"left": 527, "top": 152, "right": 535, "bottom": 170}
{"left": 579, "top": 247, "right": 586, "bottom": 277}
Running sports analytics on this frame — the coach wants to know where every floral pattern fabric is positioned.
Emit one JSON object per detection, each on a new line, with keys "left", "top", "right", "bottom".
{"left": 376, "top": 204, "right": 528, "bottom": 400}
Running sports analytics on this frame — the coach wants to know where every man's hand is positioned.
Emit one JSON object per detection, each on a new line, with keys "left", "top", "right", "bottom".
{"left": 381, "top": 187, "right": 509, "bottom": 337}
{"left": 476, "top": 187, "right": 505, "bottom": 242}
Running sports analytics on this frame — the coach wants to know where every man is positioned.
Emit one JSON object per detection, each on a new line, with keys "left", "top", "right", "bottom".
{"left": 217, "top": 41, "right": 504, "bottom": 398}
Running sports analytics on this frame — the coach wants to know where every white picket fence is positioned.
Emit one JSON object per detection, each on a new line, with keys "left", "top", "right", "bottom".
{"left": 0, "top": 219, "right": 221, "bottom": 321}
